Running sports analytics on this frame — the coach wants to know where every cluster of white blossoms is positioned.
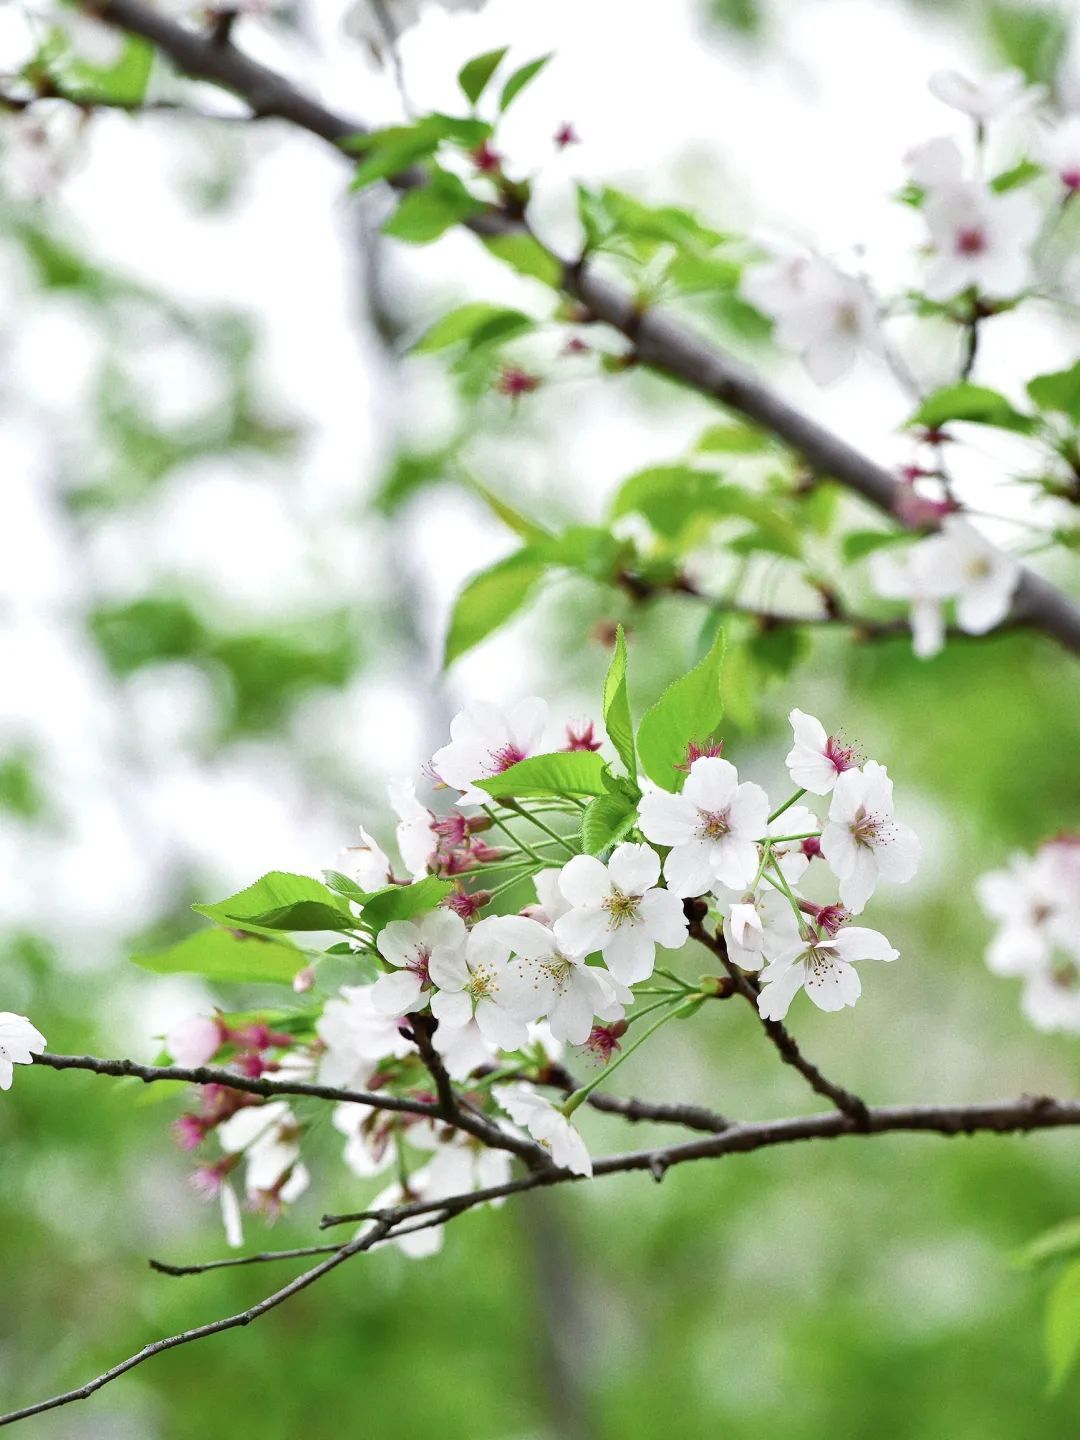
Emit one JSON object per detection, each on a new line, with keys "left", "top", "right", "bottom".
{"left": 978, "top": 837, "right": 1080, "bottom": 1033}
{"left": 149, "top": 694, "right": 923, "bottom": 1251}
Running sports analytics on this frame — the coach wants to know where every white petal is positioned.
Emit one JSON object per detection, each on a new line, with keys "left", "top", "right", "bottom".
{"left": 637, "top": 789, "right": 698, "bottom": 847}
{"left": 663, "top": 840, "right": 718, "bottom": 898}
{"left": 602, "top": 925, "right": 656, "bottom": 984}
{"left": 370, "top": 969, "right": 424, "bottom": 1015}
{"left": 804, "top": 954, "right": 861, "bottom": 1012}
{"left": 607, "top": 842, "right": 661, "bottom": 895}
{"left": 558, "top": 854, "right": 611, "bottom": 909}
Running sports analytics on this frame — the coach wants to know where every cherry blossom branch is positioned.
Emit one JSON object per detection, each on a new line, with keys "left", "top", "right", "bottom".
{"left": 687, "top": 917, "right": 870, "bottom": 1124}
{"left": 78, "top": 0, "right": 1080, "bottom": 659}
{"left": 30, "top": 1051, "right": 543, "bottom": 1165}
{"left": 0, "top": 1221, "right": 395, "bottom": 1427}
{"left": 540, "top": 1065, "right": 733, "bottom": 1133}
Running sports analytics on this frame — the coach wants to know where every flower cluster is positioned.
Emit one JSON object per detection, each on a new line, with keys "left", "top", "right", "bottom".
{"left": 0, "top": 1013, "right": 45, "bottom": 1091}
{"left": 150, "top": 682, "right": 921, "bottom": 1251}
{"left": 978, "top": 836, "right": 1080, "bottom": 1033}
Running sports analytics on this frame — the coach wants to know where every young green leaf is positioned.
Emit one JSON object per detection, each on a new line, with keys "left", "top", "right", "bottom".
{"left": 474, "top": 750, "right": 610, "bottom": 799}
{"left": 499, "top": 53, "right": 552, "bottom": 111}
{"left": 193, "top": 872, "right": 356, "bottom": 935}
{"left": 382, "top": 171, "right": 481, "bottom": 244}
{"left": 1028, "top": 361, "right": 1080, "bottom": 422}
{"left": 1015, "top": 1217, "right": 1080, "bottom": 1269}
{"left": 602, "top": 624, "right": 636, "bottom": 780}
{"left": 1046, "top": 1258, "right": 1080, "bottom": 1391}
{"left": 909, "top": 383, "right": 1035, "bottom": 434}
{"left": 636, "top": 628, "right": 726, "bottom": 790}
{"left": 357, "top": 876, "right": 454, "bottom": 932}
{"left": 133, "top": 928, "right": 307, "bottom": 986}
{"left": 580, "top": 789, "right": 638, "bottom": 855}
{"left": 458, "top": 46, "right": 509, "bottom": 105}
{"left": 414, "top": 302, "right": 535, "bottom": 355}
{"left": 444, "top": 548, "right": 548, "bottom": 665}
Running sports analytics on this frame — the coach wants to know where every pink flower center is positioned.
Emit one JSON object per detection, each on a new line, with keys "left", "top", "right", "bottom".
{"left": 489, "top": 742, "right": 527, "bottom": 773}
{"left": 697, "top": 809, "right": 730, "bottom": 841}
{"left": 955, "top": 226, "right": 987, "bottom": 256}
{"left": 824, "top": 735, "right": 858, "bottom": 775}
{"left": 850, "top": 807, "right": 884, "bottom": 848}
{"left": 1062, "top": 169, "right": 1080, "bottom": 192}
{"left": 406, "top": 947, "right": 432, "bottom": 985}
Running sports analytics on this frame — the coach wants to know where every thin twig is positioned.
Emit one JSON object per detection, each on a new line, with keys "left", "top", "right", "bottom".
{"left": 688, "top": 920, "right": 870, "bottom": 1125}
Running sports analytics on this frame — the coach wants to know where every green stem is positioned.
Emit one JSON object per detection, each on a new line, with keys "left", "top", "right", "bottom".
{"left": 504, "top": 799, "right": 579, "bottom": 858}
{"left": 763, "top": 857, "right": 810, "bottom": 931}
{"left": 481, "top": 805, "right": 545, "bottom": 865}
{"left": 624, "top": 995, "right": 680, "bottom": 1027}
{"left": 561, "top": 999, "right": 692, "bottom": 1117}
{"left": 764, "top": 831, "right": 821, "bottom": 844}
{"left": 767, "top": 788, "right": 807, "bottom": 825}
{"left": 484, "top": 866, "right": 542, "bottom": 903}
{"left": 655, "top": 966, "right": 695, "bottom": 992}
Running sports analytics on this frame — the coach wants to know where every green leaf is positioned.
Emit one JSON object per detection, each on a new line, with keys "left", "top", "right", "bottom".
{"left": 467, "top": 481, "right": 551, "bottom": 544}
{"left": 987, "top": 1, "right": 1068, "bottom": 86}
{"left": 458, "top": 46, "right": 508, "bottom": 105}
{"left": 637, "top": 628, "right": 726, "bottom": 791}
{"left": 133, "top": 928, "right": 307, "bottom": 987}
{"left": 1046, "top": 1259, "right": 1080, "bottom": 1391}
{"left": 1015, "top": 1217, "right": 1080, "bottom": 1269}
{"left": 1028, "top": 361, "right": 1080, "bottom": 422}
{"left": 444, "top": 549, "right": 548, "bottom": 665}
{"left": 602, "top": 624, "right": 636, "bottom": 780}
{"left": 696, "top": 422, "right": 772, "bottom": 454}
{"left": 991, "top": 158, "right": 1044, "bottom": 193}
{"left": 482, "top": 232, "right": 563, "bottom": 287}
{"left": 382, "top": 171, "right": 481, "bottom": 244}
{"left": 909, "top": 383, "right": 1035, "bottom": 434}
{"left": 64, "top": 33, "right": 154, "bottom": 106}
{"left": 611, "top": 466, "right": 801, "bottom": 555}
{"left": 193, "top": 872, "right": 356, "bottom": 935}
{"left": 842, "top": 529, "right": 908, "bottom": 562}
{"left": 322, "top": 870, "right": 369, "bottom": 904}
{"left": 499, "top": 54, "right": 552, "bottom": 111}
{"left": 414, "top": 302, "right": 535, "bottom": 354}
{"left": 474, "top": 751, "right": 610, "bottom": 799}
{"left": 580, "top": 789, "right": 638, "bottom": 856}
{"left": 347, "top": 115, "right": 491, "bottom": 190}
{"left": 357, "top": 876, "right": 454, "bottom": 932}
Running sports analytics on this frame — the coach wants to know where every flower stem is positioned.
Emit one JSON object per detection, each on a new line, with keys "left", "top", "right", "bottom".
{"left": 481, "top": 805, "right": 545, "bottom": 864}
{"left": 503, "top": 799, "right": 579, "bottom": 858}
{"left": 765, "top": 831, "right": 821, "bottom": 844}
{"left": 561, "top": 998, "right": 695, "bottom": 1117}
{"left": 484, "top": 866, "right": 542, "bottom": 903}
{"left": 767, "top": 788, "right": 807, "bottom": 825}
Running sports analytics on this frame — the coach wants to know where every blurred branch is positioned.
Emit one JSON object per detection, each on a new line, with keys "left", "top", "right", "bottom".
{"left": 75, "top": 0, "right": 1080, "bottom": 659}
{"left": 541, "top": 1066, "right": 733, "bottom": 1133}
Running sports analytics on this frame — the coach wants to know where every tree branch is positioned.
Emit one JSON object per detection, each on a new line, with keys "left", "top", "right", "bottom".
{"left": 541, "top": 1064, "right": 732, "bottom": 1134}
{"left": 83, "top": 0, "right": 1080, "bottom": 659}
{"left": 689, "top": 919, "right": 869, "bottom": 1124}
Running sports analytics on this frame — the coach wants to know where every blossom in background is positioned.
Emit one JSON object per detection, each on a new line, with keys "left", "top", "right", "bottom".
{"left": 494, "top": 1084, "right": 592, "bottom": 1176}
{"left": 55, "top": 7, "right": 126, "bottom": 67}
{"left": 905, "top": 136, "right": 965, "bottom": 191}
{"left": 432, "top": 699, "right": 547, "bottom": 806}
{"left": 756, "top": 926, "right": 899, "bottom": 1018}
{"left": 785, "top": 709, "right": 861, "bottom": 795}
{"left": 217, "top": 1100, "right": 309, "bottom": 1218}
{"left": 870, "top": 521, "right": 1020, "bottom": 657}
{"left": 371, "top": 909, "right": 467, "bottom": 1016}
{"left": 922, "top": 180, "right": 1041, "bottom": 300}
{"left": 1, "top": 104, "right": 83, "bottom": 203}
{"left": 345, "top": 0, "right": 484, "bottom": 49}
{"left": 927, "top": 68, "right": 1031, "bottom": 122}
{"left": 388, "top": 779, "right": 437, "bottom": 879}
{"left": 820, "top": 761, "right": 920, "bottom": 914}
{"left": 553, "top": 843, "right": 688, "bottom": 983}
{"left": 428, "top": 916, "right": 531, "bottom": 1048}
{"left": 333, "top": 1102, "right": 398, "bottom": 1178}
{"left": 491, "top": 914, "right": 629, "bottom": 1045}
{"left": 1038, "top": 115, "right": 1080, "bottom": 193}
{"left": 316, "top": 984, "right": 414, "bottom": 1088}
{"left": 166, "top": 1015, "right": 224, "bottom": 1068}
{"left": 741, "top": 252, "right": 879, "bottom": 384}
{"left": 0, "top": 1012, "right": 46, "bottom": 1091}
{"left": 432, "top": 1017, "right": 493, "bottom": 1080}
{"left": 638, "top": 757, "right": 770, "bottom": 897}
{"left": 220, "top": 1181, "right": 245, "bottom": 1249}
{"left": 979, "top": 838, "right": 1080, "bottom": 1033}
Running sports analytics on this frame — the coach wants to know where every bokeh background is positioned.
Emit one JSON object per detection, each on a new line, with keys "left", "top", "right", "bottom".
{"left": 2, "top": 0, "right": 1080, "bottom": 1435}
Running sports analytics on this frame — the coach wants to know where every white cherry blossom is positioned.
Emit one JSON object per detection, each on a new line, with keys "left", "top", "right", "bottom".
{"left": 1038, "top": 115, "right": 1080, "bottom": 193}
{"left": 342, "top": 826, "right": 393, "bottom": 890}
{"left": 757, "top": 926, "right": 899, "bottom": 1019}
{"left": 820, "top": 762, "right": 921, "bottom": 914}
{"left": 928, "top": 68, "right": 1031, "bottom": 122}
{"left": 432, "top": 1018, "right": 493, "bottom": 1080}
{"left": 0, "top": 1012, "right": 45, "bottom": 1091}
{"left": 388, "top": 779, "right": 437, "bottom": 879}
{"left": 490, "top": 915, "right": 629, "bottom": 1045}
{"left": 428, "top": 915, "right": 530, "bottom": 1049}
{"left": 742, "top": 253, "right": 878, "bottom": 384}
{"left": 552, "top": 843, "right": 688, "bottom": 983}
{"left": 906, "top": 136, "right": 964, "bottom": 191}
{"left": 166, "top": 1015, "right": 223, "bottom": 1067}
{"left": 371, "top": 909, "right": 467, "bottom": 1016}
{"left": 494, "top": 1084, "right": 592, "bottom": 1176}
{"left": 922, "top": 180, "right": 1041, "bottom": 300}
{"left": 785, "top": 709, "right": 861, "bottom": 795}
{"left": 1021, "top": 964, "right": 1080, "bottom": 1034}
{"left": 936, "top": 517, "right": 1020, "bottom": 636}
{"left": 638, "top": 757, "right": 770, "bottom": 897}
{"left": 218, "top": 1100, "right": 309, "bottom": 1208}
{"left": 716, "top": 887, "right": 801, "bottom": 971}
{"left": 869, "top": 536, "right": 960, "bottom": 658}
{"left": 316, "top": 984, "right": 413, "bottom": 1088}
{"left": 432, "top": 699, "right": 547, "bottom": 806}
